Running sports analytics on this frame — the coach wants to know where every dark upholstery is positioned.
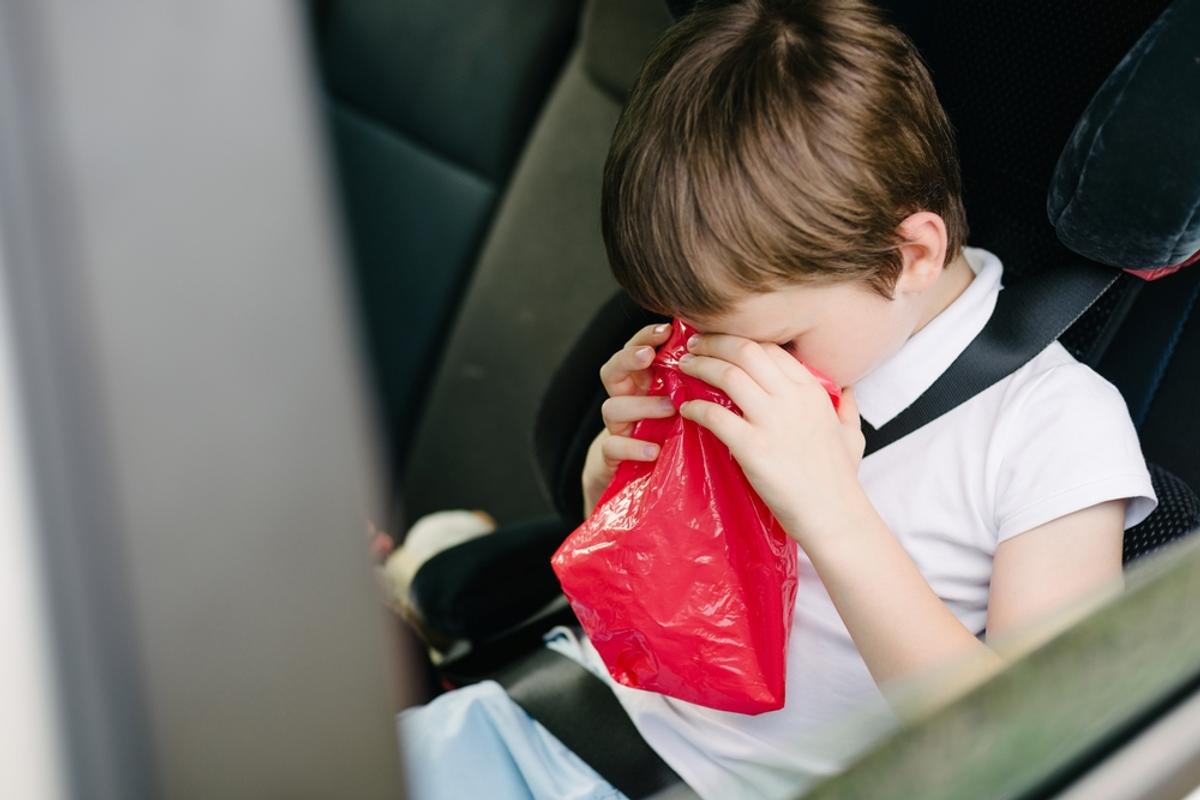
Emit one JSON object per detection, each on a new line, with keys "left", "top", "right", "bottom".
{"left": 308, "top": 0, "right": 580, "bottom": 518}
{"left": 399, "top": 1, "right": 675, "bottom": 528}
{"left": 534, "top": 292, "right": 666, "bottom": 525}
{"left": 874, "top": 0, "right": 1175, "bottom": 284}
{"left": 1095, "top": 264, "right": 1200, "bottom": 492}
{"left": 409, "top": 514, "right": 572, "bottom": 643}
{"left": 875, "top": 0, "right": 1181, "bottom": 410}
{"left": 1125, "top": 463, "right": 1200, "bottom": 565}
{"left": 1047, "top": 0, "right": 1200, "bottom": 270}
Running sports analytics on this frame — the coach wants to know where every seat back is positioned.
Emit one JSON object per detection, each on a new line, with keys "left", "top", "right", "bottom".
{"left": 308, "top": 0, "right": 581, "bottom": 517}
{"left": 398, "top": 0, "right": 676, "bottom": 528}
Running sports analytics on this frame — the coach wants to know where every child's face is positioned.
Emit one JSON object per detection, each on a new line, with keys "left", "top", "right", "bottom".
{"left": 680, "top": 276, "right": 924, "bottom": 390}
{"left": 679, "top": 213, "right": 959, "bottom": 389}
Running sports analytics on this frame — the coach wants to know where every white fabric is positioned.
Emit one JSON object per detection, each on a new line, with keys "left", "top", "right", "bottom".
{"left": 568, "top": 245, "right": 1159, "bottom": 800}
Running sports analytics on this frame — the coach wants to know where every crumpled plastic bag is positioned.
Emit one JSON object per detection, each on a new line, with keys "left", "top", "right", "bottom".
{"left": 550, "top": 317, "right": 842, "bottom": 714}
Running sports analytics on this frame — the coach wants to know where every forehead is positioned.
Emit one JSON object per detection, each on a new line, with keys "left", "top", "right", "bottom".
{"left": 680, "top": 284, "right": 813, "bottom": 338}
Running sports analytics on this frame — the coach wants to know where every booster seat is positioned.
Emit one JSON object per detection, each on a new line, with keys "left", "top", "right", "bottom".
{"left": 401, "top": 0, "right": 1200, "bottom": 796}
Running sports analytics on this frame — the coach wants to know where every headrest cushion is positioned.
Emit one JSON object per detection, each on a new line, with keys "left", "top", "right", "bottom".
{"left": 1047, "top": 0, "right": 1200, "bottom": 275}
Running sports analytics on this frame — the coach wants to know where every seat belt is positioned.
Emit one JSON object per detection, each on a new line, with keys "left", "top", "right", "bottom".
{"left": 491, "top": 646, "right": 685, "bottom": 799}
{"left": 861, "top": 258, "right": 1119, "bottom": 455}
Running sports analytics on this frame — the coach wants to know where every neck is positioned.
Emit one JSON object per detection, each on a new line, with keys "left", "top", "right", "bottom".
{"left": 911, "top": 249, "right": 974, "bottom": 335}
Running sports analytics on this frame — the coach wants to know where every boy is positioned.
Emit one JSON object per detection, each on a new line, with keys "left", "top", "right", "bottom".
{"left": 397, "top": 1, "right": 1157, "bottom": 798}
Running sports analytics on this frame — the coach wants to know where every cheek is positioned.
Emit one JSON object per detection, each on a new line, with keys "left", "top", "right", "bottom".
{"left": 797, "top": 312, "right": 904, "bottom": 387}
{"left": 791, "top": 334, "right": 856, "bottom": 387}
{"left": 845, "top": 313, "right": 911, "bottom": 381}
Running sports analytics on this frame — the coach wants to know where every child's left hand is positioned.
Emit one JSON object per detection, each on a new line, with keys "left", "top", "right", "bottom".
{"left": 677, "top": 332, "right": 867, "bottom": 549}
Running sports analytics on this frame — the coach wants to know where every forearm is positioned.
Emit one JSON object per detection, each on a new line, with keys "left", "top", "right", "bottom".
{"left": 581, "top": 475, "right": 608, "bottom": 520}
{"left": 799, "top": 489, "right": 1007, "bottom": 720}
{"left": 582, "top": 484, "right": 597, "bottom": 520}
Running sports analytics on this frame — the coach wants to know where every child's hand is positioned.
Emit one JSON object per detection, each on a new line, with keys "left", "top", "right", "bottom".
{"left": 581, "top": 322, "right": 676, "bottom": 516}
{"left": 676, "top": 332, "right": 867, "bottom": 549}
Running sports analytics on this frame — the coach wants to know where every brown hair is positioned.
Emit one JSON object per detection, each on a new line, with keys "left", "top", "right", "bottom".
{"left": 600, "top": 0, "right": 969, "bottom": 320}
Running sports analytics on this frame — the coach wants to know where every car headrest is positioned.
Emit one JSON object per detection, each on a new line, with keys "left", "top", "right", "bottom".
{"left": 1048, "top": 0, "right": 1200, "bottom": 280}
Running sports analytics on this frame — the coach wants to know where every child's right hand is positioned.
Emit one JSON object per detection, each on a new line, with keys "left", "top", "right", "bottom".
{"left": 581, "top": 321, "right": 677, "bottom": 517}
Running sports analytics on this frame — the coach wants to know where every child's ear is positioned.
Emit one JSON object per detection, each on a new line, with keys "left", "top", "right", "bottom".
{"left": 893, "top": 211, "right": 949, "bottom": 295}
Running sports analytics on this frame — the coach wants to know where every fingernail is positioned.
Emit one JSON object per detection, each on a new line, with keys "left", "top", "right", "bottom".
{"left": 679, "top": 353, "right": 694, "bottom": 364}
{"left": 654, "top": 323, "right": 669, "bottom": 334}
{"left": 686, "top": 334, "right": 699, "bottom": 350}
{"left": 643, "top": 443, "right": 659, "bottom": 458}
{"left": 659, "top": 398, "right": 675, "bottom": 413}
{"left": 637, "top": 347, "right": 653, "bottom": 361}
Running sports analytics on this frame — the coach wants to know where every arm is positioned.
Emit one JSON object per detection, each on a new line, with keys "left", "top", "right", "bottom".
{"left": 984, "top": 498, "right": 1126, "bottom": 655}
{"left": 581, "top": 430, "right": 612, "bottom": 520}
{"left": 807, "top": 494, "right": 1127, "bottom": 722}
{"left": 803, "top": 489, "right": 1003, "bottom": 723}
{"left": 673, "top": 332, "right": 1134, "bottom": 723}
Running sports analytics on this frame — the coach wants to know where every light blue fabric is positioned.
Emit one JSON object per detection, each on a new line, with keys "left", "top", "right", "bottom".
{"left": 396, "top": 627, "right": 631, "bottom": 800}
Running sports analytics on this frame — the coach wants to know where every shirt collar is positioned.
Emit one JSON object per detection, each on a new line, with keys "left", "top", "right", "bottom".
{"left": 854, "top": 246, "right": 1004, "bottom": 429}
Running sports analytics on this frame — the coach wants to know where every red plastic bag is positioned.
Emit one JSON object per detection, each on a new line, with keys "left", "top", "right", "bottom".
{"left": 550, "top": 318, "right": 842, "bottom": 714}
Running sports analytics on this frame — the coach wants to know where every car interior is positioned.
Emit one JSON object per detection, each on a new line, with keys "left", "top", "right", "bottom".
{"left": 2, "top": 0, "right": 1198, "bottom": 798}
{"left": 303, "top": 0, "right": 1200, "bottom": 796}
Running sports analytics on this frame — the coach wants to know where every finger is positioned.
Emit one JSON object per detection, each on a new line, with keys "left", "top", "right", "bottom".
{"left": 600, "top": 338, "right": 668, "bottom": 396}
{"left": 599, "top": 346, "right": 651, "bottom": 396}
{"left": 761, "top": 344, "right": 814, "bottom": 385}
{"left": 624, "top": 321, "right": 673, "bottom": 349}
{"left": 678, "top": 399, "right": 751, "bottom": 448}
{"left": 676, "top": 354, "right": 769, "bottom": 419}
{"left": 761, "top": 346, "right": 842, "bottom": 412}
{"left": 600, "top": 433, "right": 662, "bottom": 465}
{"left": 600, "top": 322, "right": 673, "bottom": 395}
{"left": 685, "top": 333, "right": 791, "bottom": 394}
{"left": 601, "top": 394, "right": 676, "bottom": 437}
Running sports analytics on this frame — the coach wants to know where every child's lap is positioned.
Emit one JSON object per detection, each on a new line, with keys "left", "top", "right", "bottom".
{"left": 395, "top": 629, "right": 628, "bottom": 800}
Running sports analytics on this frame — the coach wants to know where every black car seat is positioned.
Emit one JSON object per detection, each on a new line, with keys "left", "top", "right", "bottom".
{"left": 306, "top": 0, "right": 583, "bottom": 527}
{"left": 395, "top": 0, "right": 679, "bottom": 529}
{"left": 401, "top": 0, "right": 1200, "bottom": 797}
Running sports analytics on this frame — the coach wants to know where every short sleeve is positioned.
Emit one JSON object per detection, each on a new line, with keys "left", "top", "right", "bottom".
{"left": 992, "top": 362, "right": 1158, "bottom": 545}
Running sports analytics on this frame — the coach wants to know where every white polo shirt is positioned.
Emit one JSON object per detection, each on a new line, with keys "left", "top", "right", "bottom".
{"left": 563, "top": 245, "right": 1159, "bottom": 800}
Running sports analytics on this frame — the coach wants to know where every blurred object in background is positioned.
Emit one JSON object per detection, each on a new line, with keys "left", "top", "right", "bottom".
{"left": 0, "top": 2, "right": 409, "bottom": 798}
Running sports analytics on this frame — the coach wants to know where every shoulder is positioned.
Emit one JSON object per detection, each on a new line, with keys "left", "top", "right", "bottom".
{"left": 995, "top": 341, "right": 1131, "bottom": 430}
{"left": 985, "top": 339, "right": 1149, "bottom": 495}
{"left": 986, "top": 341, "right": 1158, "bottom": 542}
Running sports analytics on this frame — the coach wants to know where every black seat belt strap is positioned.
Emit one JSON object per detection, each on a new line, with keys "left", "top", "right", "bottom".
{"left": 491, "top": 646, "right": 684, "bottom": 799}
{"left": 863, "top": 259, "right": 1118, "bottom": 455}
